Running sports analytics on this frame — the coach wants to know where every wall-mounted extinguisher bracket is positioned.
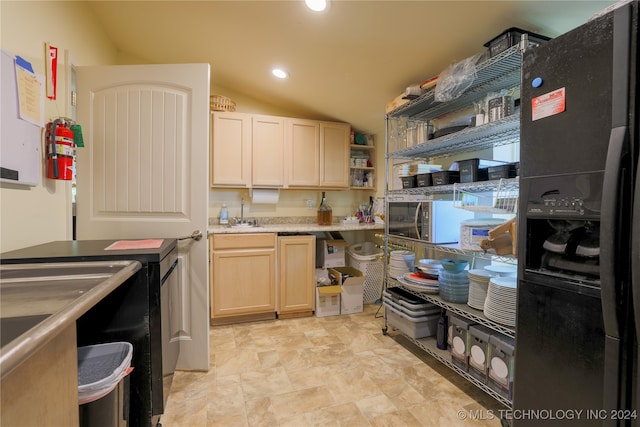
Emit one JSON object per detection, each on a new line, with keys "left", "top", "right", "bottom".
{"left": 46, "top": 118, "right": 75, "bottom": 180}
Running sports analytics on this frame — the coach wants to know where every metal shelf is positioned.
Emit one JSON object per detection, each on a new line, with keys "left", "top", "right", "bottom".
{"left": 388, "top": 177, "right": 519, "bottom": 197}
{"left": 387, "top": 281, "right": 516, "bottom": 337}
{"left": 388, "top": 114, "right": 520, "bottom": 160}
{"left": 382, "top": 37, "right": 523, "bottom": 415}
{"left": 386, "top": 235, "right": 518, "bottom": 265}
{"left": 387, "top": 45, "right": 522, "bottom": 121}
{"left": 385, "top": 328, "right": 512, "bottom": 408}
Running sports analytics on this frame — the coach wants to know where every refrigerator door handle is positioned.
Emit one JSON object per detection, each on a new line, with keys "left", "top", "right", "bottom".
{"left": 634, "top": 133, "right": 640, "bottom": 427}
{"left": 601, "top": 126, "right": 629, "bottom": 338}
{"left": 601, "top": 125, "right": 629, "bottom": 423}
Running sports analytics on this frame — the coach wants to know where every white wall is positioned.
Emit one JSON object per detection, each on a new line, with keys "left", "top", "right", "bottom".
{"left": 0, "top": 1, "right": 118, "bottom": 253}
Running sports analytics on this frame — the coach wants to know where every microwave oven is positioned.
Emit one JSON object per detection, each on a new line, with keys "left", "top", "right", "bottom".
{"left": 387, "top": 194, "right": 474, "bottom": 243}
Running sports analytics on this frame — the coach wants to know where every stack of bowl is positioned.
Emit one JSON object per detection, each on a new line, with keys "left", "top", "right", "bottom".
{"left": 438, "top": 259, "right": 470, "bottom": 303}
{"left": 415, "top": 258, "right": 443, "bottom": 279}
{"left": 389, "top": 250, "right": 415, "bottom": 278}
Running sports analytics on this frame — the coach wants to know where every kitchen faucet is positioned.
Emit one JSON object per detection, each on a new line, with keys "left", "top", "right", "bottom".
{"left": 240, "top": 198, "right": 245, "bottom": 223}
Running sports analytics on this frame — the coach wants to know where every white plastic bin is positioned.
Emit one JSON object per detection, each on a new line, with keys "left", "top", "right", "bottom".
{"left": 78, "top": 342, "right": 133, "bottom": 427}
{"left": 347, "top": 242, "right": 383, "bottom": 304}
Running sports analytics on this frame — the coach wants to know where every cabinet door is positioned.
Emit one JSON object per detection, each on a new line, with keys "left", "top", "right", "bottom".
{"left": 252, "top": 115, "right": 285, "bottom": 187}
{"left": 211, "top": 112, "right": 251, "bottom": 187}
{"left": 212, "top": 247, "right": 276, "bottom": 318}
{"left": 286, "top": 119, "right": 320, "bottom": 187}
{"left": 320, "top": 122, "right": 350, "bottom": 188}
{"left": 277, "top": 235, "right": 315, "bottom": 314}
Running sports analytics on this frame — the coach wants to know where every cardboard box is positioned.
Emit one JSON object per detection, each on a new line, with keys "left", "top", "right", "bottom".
{"left": 315, "top": 285, "right": 342, "bottom": 317}
{"left": 316, "top": 239, "right": 348, "bottom": 268}
{"left": 329, "top": 266, "right": 365, "bottom": 315}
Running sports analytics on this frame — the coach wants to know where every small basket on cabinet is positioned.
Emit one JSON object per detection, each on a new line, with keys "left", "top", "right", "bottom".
{"left": 210, "top": 95, "right": 236, "bottom": 112}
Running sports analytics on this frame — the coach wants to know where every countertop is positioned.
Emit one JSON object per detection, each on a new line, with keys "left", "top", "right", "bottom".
{"left": 0, "top": 260, "right": 142, "bottom": 378}
{"left": 208, "top": 221, "right": 384, "bottom": 235}
{"left": 0, "top": 239, "right": 177, "bottom": 264}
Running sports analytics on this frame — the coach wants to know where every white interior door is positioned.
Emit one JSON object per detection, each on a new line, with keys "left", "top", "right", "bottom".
{"left": 76, "top": 63, "right": 210, "bottom": 371}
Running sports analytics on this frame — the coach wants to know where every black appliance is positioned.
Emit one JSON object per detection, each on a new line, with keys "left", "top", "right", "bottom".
{"left": 514, "top": 1, "right": 639, "bottom": 426}
{"left": 0, "top": 239, "right": 179, "bottom": 427}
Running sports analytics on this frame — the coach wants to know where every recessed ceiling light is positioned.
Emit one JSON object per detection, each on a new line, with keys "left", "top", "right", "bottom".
{"left": 305, "top": 0, "right": 328, "bottom": 12}
{"left": 272, "top": 68, "right": 288, "bottom": 79}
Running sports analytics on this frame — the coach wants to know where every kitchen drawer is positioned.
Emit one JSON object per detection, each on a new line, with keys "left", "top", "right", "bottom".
{"left": 213, "top": 233, "right": 276, "bottom": 250}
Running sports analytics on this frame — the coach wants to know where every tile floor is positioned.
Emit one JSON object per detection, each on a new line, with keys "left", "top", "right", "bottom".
{"left": 160, "top": 305, "right": 504, "bottom": 426}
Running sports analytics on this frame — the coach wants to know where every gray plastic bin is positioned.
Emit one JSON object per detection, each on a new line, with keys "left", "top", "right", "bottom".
{"left": 78, "top": 342, "right": 133, "bottom": 427}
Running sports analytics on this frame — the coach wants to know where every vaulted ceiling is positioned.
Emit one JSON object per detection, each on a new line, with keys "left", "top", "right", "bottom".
{"left": 87, "top": 0, "right": 616, "bottom": 135}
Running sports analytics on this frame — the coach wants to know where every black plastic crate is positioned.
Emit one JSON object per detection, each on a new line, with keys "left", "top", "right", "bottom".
{"left": 487, "top": 163, "right": 519, "bottom": 180}
{"left": 431, "top": 171, "right": 460, "bottom": 186}
{"left": 458, "top": 159, "right": 506, "bottom": 183}
{"left": 401, "top": 175, "right": 417, "bottom": 189}
{"left": 416, "top": 173, "right": 431, "bottom": 187}
{"left": 484, "top": 27, "right": 551, "bottom": 57}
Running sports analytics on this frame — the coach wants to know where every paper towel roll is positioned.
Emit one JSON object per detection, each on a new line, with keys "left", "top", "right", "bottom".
{"left": 250, "top": 189, "right": 280, "bottom": 204}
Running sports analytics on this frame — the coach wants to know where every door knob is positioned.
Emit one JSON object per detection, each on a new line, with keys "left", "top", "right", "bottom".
{"left": 178, "top": 230, "right": 203, "bottom": 241}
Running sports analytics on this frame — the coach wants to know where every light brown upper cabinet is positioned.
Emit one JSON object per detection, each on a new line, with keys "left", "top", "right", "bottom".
{"left": 251, "top": 115, "right": 285, "bottom": 187}
{"left": 211, "top": 112, "right": 251, "bottom": 187}
{"left": 211, "top": 112, "right": 349, "bottom": 189}
{"left": 285, "top": 118, "right": 320, "bottom": 187}
{"left": 285, "top": 119, "right": 350, "bottom": 189}
{"left": 320, "top": 121, "right": 350, "bottom": 188}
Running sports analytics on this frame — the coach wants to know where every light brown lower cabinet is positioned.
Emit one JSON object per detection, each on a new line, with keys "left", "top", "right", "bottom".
{"left": 210, "top": 233, "right": 277, "bottom": 325}
{"left": 277, "top": 235, "right": 316, "bottom": 318}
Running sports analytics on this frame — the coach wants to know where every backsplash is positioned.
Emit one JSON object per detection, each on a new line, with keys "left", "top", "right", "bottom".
{"left": 209, "top": 216, "right": 327, "bottom": 226}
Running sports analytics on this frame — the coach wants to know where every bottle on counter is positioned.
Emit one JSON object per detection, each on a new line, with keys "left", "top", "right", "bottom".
{"left": 317, "top": 192, "right": 332, "bottom": 225}
{"left": 219, "top": 203, "right": 229, "bottom": 225}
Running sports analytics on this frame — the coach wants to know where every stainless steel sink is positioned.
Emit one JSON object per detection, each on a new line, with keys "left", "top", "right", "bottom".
{"left": 0, "top": 262, "right": 133, "bottom": 319}
{"left": 0, "top": 314, "right": 50, "bottom": 347}
{"left": 228, "top": 220, "right": 261, "bottom": 228}
{"left": 0, "top": 260, "right": 142, "bottom": 377}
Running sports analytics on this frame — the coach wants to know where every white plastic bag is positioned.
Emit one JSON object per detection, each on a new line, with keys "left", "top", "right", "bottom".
{"left": 434, "top": 53, "right": 484, "bottom": 102}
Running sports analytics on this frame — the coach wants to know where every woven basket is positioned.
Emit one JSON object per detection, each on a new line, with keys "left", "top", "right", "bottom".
{"left": 210, "top": 95, "right": 236, "bottom": 112}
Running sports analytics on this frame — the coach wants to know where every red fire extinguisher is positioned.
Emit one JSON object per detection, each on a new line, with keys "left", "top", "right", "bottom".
{"left": 46, "top": 119, "right": 75, "bottom": 180}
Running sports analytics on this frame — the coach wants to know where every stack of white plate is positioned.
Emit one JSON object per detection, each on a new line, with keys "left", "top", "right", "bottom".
{"left": 484, "top": 264, "right": 517, "bottom": 277}
{"left": 389, "top": 250, "right": 415, "bottom": 278}
{"left": 396, "top": 272, "right": 439, "bottom": 294}
{"left": 467, "top": 269, "right": 498, "bottom": 310}
{"left": 484, "top": 276, "right": 517, "bottom": 326}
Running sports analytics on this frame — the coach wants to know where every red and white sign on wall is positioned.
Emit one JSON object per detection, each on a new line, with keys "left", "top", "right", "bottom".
{"left": 531, "top": 87, "right": 566, "bottom": 121}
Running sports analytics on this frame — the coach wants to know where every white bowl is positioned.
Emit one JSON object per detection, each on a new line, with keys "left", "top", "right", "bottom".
{"left": 418, "top": 259, "right": 443, "bottom": 269}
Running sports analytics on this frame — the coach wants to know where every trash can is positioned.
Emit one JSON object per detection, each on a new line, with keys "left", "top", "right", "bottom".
{"left": 347, "top": 242, "right": 384, "bottom": 304}
{"left": 78, "top": 342, "right": 133, "bottom": 427}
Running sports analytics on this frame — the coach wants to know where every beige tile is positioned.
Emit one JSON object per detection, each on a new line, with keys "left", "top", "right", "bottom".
{"left": 245, "top": 396, "right": 278, "bottom": 427}
{"left": 304, "top": 402, "right": 369, "bottom": 427}
{"left": 355, "top": 394, "right": 399, "bottom": 419}
{"left": 240, "top": 366, "right": 294, "bottom": 401}
{"left": 369, "top": 409, "right": 423, "bottom": 427}
{"left": 163, "top": 304, "right": 503, "bottom": 427}
{"left": 215, "top": 347, "right": 261, "bottom": 377}
{"left": 270, "top": 386, "right": 337, "bottom": 420}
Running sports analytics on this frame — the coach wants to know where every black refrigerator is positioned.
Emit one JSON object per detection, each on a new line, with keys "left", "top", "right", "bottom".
{"left": 514, "top": 1, "right": 639, "bottom": 426}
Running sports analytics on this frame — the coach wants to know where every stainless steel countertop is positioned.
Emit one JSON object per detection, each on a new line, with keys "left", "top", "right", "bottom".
{"left": 208, "top": 221, "right": 384, "bottom": 235}
{"left": 0, "top": 260, "right": 142, "bottom": 378}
